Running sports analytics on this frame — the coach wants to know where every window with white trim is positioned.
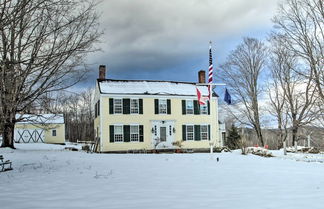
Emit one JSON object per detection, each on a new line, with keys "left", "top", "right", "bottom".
{"left": 114, "top": 125, "right": 123, "bottom": 142}
{"left": 186, "top": 125, "right": 194, "bottom": 141}
{"left": 186, "top": 100, "right": 194, "bottom": 114}
{"left": 201, "top": 125, "right": 208, "bottom": 140}
{"left": 52, "top": 130, "right": 57, "bottom": 137}
{"left": 114, "top": 99, "right": 123, "bottom": 114}
{"left": 130, "top": 125, "right": 139, "bottom": 142}
{"left": 159, "top": 99, "right": 167, "bottom": 114}
{"left": 200, "top": 103, "right": 208, "bottom": 115}
{"left": 130, "top": 99, "right": 139, "bottom": 114}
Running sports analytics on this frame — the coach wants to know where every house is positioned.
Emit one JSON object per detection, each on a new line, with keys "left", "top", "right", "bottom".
{"left": 14, "top": 114, "right": 65, "bottom": 144}
{"left": 94, "top": 65, "right": 221, "bottom": 152}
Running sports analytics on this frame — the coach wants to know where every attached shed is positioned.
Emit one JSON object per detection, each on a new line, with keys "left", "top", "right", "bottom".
{"left": 14, "top": 114, "right": 65, "bottom": 144}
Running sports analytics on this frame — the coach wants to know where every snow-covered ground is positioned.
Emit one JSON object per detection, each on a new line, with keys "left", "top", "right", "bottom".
{"left": 1, "top": 144, "right": 324, "bottom": 209}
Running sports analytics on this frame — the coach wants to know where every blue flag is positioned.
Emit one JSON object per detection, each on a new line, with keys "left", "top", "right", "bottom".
{"left": 224, "top": 88, "right": 232, "bottom": 105}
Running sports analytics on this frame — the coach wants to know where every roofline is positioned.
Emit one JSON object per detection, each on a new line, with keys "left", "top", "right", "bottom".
{"left": 96, "top": 79, "right": 219, "bottom": 97}
{"left": 97, "top": 78, "right": 206, "bottom": 86}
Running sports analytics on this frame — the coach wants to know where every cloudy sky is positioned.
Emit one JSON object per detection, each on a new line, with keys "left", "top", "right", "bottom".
{"left": 81, "top": 0, "right": 281, "bottom": 90}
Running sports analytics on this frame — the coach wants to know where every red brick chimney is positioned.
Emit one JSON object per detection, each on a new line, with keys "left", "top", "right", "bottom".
{"left": 198, "top": 70, "right": 206, "bottom": 83}
{"left": 99, "top": 65, "right": 106, "bottom": 80}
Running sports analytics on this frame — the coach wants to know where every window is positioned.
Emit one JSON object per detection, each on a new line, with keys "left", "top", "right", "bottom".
{"left": 130, "top": 99, "right": 139, "bottom": 114}
{"left": 159, "top": 99, "right": 167, "bottom": 114}
{"left": 200, "top": 125, "right": 208, "bottom": 140}
{"left": 52, "top": 130, "right": 57, "bottom": 137}
{"left": 114, "top": 125, "right": 123, "bottom": 142}
{"left": 130, "top": 125, "right": 139, "bottom": 142}
{"left": 186, "top": 100, "right": 194, "bottom": 114}
{"left": 200, "top": 103, "right": 208, "bottom": 115}
{"left": 114, "top": 99, "right": 122, "bottom": 114}
{"left": 186, "top": 125, "right": 194, "bottom": 141}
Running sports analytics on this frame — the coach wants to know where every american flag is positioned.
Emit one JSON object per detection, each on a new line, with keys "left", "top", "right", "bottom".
{"left": 208, "top": 42, "right": 213, "bottom": 99}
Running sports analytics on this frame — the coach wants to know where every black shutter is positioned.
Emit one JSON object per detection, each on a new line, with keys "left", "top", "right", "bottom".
{"left": 194, "top": 125, "right": 201, "bottom": 141}
{"left": 109, "top": 98, "right": 114, "bottom": 114}
{"left": 98, "top": 100, "right": 100, "bottom": 116}
{"left": 95, "top": 102, "right": 97, "bottom": 118}
{"left": 154, "top": 99, "right": 159, "bottom": 114}
{"left": 109, "top": 125, "right": 114, "bottom": 143}
{"left": 208, "top": 125, "right": 211, "bottom": 140}
{"left": 123, "top": 99, "right": 130, "bottom": 114}
{"left": 139, "top": 125, "right": 144, "bottom": 142}
{"left": 182, "top": 100, "right": 186, "bottom": 115}
{"left": 182, "top": 125, "right": 186, "bottom": 141}
{"left": 139, "top": 99, "right": 143, "bottom": 114}
{"left": 194, "top": 100, "right": 200, "bottom": 115}
{"left": 207, "top": 100, "right": 210, "bottom": 115}
{"left": 167, "top": 99, "right": 171, "bottom": 114}
{"left": 124, "top": 125, "right": 130, "bottom": 142}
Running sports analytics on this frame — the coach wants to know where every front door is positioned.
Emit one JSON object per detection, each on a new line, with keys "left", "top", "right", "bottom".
{"left": 151, "top": 120, "right": 175, "bottom": 149}
{"left": 160, "top": 127, "right": 167, "bottom": 142}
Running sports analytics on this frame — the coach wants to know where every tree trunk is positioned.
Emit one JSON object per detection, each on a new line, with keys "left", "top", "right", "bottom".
{"left": 0, "top": 110, "right": 16, "bottom": 148}
{"left": 292, "top": 127, "right": 298, "bottom": 149}
{"left": 1, "top": 123, "right": 15, "bottom": 149}
{"left": 283, "top": 140, "right": 287, "bottom": 155}
{"left": 255, "top": 125, "right": 264, "bottom": 147}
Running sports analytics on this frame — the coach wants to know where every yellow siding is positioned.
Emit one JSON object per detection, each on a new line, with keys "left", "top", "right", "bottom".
{"left": 15, "top": 123, "right": 65, "bottom": 144}
{"left": 99, "top": 96, "right": 219, "bottom": 152}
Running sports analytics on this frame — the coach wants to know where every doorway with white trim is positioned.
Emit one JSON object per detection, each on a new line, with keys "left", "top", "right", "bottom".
{"left": 151, "top": 120, "right": 175, "bottom": 149}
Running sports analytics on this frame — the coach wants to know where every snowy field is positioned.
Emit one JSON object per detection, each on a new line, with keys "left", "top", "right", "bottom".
{"left": 1, "top": 144, "right": 324, "bottom": 209}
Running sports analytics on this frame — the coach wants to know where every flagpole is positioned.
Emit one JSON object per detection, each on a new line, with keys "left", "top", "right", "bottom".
{"left": 208, "top": 41, "right": 214, "bottom": 155}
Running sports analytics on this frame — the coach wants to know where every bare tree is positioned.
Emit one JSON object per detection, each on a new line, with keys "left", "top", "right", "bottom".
{"left": 220, "top": 37, "right": 267, "bottom": 146}
{"left": 269, "top": 35, "right": 319, "bottom": 151}
{"left": 54, "top": 89, "right": 94, "bottom": 142}
{"left": 273, "top": 0, "right": 324, "bottom": 101}
{"left": 0, "top": 0, "right": 101, "bottom": 148}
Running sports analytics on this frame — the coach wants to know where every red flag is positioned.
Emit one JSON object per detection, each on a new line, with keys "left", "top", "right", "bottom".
{"left": 196, "top": 87, "right": 207, "bottom": 105}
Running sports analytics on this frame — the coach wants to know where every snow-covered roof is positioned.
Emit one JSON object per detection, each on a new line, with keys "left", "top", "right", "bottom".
{"left": 98, "top": 79, "right": 216, "bottom": 97}
{"left": 16, "top": 114, "right": 64, "bottom": 124}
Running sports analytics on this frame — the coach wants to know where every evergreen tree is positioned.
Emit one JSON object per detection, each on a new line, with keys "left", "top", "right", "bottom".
{"left": 226, "top": 124, "right": 241, "bottom": 150}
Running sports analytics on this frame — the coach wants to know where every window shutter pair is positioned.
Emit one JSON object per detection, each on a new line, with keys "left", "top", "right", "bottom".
{"left": 182, "top": 100, "right": 210, "bottom": 115}
{"left": 154, "top": 99, "right": 171, "bottom": 114}
{"left": 182, "top": 125, "right": 210, "bottom": 141}
{"left": 109, "top": 125, "right": 144, "bottom": 143}
{"left": 109, "top": 98, "right": 143, "bottom": 114}
{"left": 182, "top": 125, "right": 201, "bottom": 141}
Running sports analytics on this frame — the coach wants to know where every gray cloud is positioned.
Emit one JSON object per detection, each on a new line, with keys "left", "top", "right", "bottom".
{"left": 83, "top": 0, "right": 280, "bottom": 86}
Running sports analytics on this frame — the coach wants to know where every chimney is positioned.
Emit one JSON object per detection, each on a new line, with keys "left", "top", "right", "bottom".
{"left": 99, "top": 65, "right": 106, "bottom": 80}
{"left": 198, "top": 70, "right": 206, "bottom": 83}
